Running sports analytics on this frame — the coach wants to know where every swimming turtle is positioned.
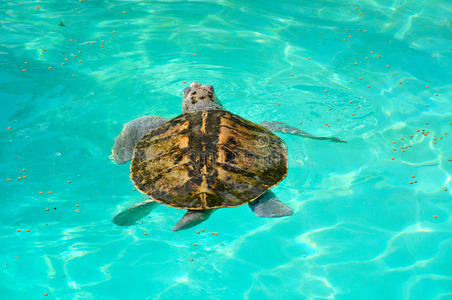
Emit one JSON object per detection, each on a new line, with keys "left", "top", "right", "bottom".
{"left": 110, "top": 82, "right": 346, "bottom": 231}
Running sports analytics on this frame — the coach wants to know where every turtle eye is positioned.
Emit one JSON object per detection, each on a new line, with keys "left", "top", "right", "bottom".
{"left": 183, "top": 87, "right": 191, "bottom": 96}
{"left": 206, "top": 85, "right": 214, "bottom": 92}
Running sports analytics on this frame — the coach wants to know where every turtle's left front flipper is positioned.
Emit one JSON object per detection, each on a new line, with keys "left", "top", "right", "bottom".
{"left": 110, "top": 116, "right": 167, "bottom": 164}
{"left": 260, "top": 121, "right": 347, "bottom": 143}
{"left": 249, "top": 191, "right": 293, "bottom": 218}
{"left": 113, "top": 200, "right": 158, "bottom": 226}
{"left": 172, "top": 210, "right": 215, "bottom": 231}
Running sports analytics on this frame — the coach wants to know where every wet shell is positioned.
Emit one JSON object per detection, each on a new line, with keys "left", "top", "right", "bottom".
{"left": 130, "top": 110, "right": 288, "bottom": 210}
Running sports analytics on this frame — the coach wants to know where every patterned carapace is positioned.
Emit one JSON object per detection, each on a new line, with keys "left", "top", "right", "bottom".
{"left": 131, "top": 109, "right": 288, "bottom": 209}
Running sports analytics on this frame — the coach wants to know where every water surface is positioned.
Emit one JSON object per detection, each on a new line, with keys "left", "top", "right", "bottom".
{"left": 1, "top": 0, "right": 451, "bottom": 299}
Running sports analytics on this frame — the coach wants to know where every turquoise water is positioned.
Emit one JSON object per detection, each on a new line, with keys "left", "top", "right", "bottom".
{"left": 1, "top": 0, "right": 452, "bottom": 299}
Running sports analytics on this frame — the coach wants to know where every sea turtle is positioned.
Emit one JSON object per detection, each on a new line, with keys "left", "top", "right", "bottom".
{"left": 110, "top": 82, "right": 346, "bottom": 231}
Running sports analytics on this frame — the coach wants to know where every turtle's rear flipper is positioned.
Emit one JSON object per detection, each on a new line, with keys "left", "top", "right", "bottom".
{"left": 172, "top": 210, "right": 214, "bottom": 231}
{"left": 113, "top": 200, "right": 158, "bottom": 226}
{"left": 249, "top": 191, "right": 293, "bottom": 218}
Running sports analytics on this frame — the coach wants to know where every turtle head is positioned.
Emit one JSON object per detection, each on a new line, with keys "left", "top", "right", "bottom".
{"left": 182, "top": 81, "right": 222, "bottom": 113}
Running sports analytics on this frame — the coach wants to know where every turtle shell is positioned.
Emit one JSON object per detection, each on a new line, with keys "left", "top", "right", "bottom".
{"left": 130, "top": 109, "right": 288, "bottom": 210}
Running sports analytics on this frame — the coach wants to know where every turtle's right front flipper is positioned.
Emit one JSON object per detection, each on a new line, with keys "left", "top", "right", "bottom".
{"left": 110, "top": 116, "right": 167, "bottom": 164}
{"left": 172, "top": 210, "right": 215, "bottom": 231}
{"left": 113, "top": 200, "right": 158, "bottom": 226}
{"left": 260, "top": 121, "right": 347, "bottom": 143}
